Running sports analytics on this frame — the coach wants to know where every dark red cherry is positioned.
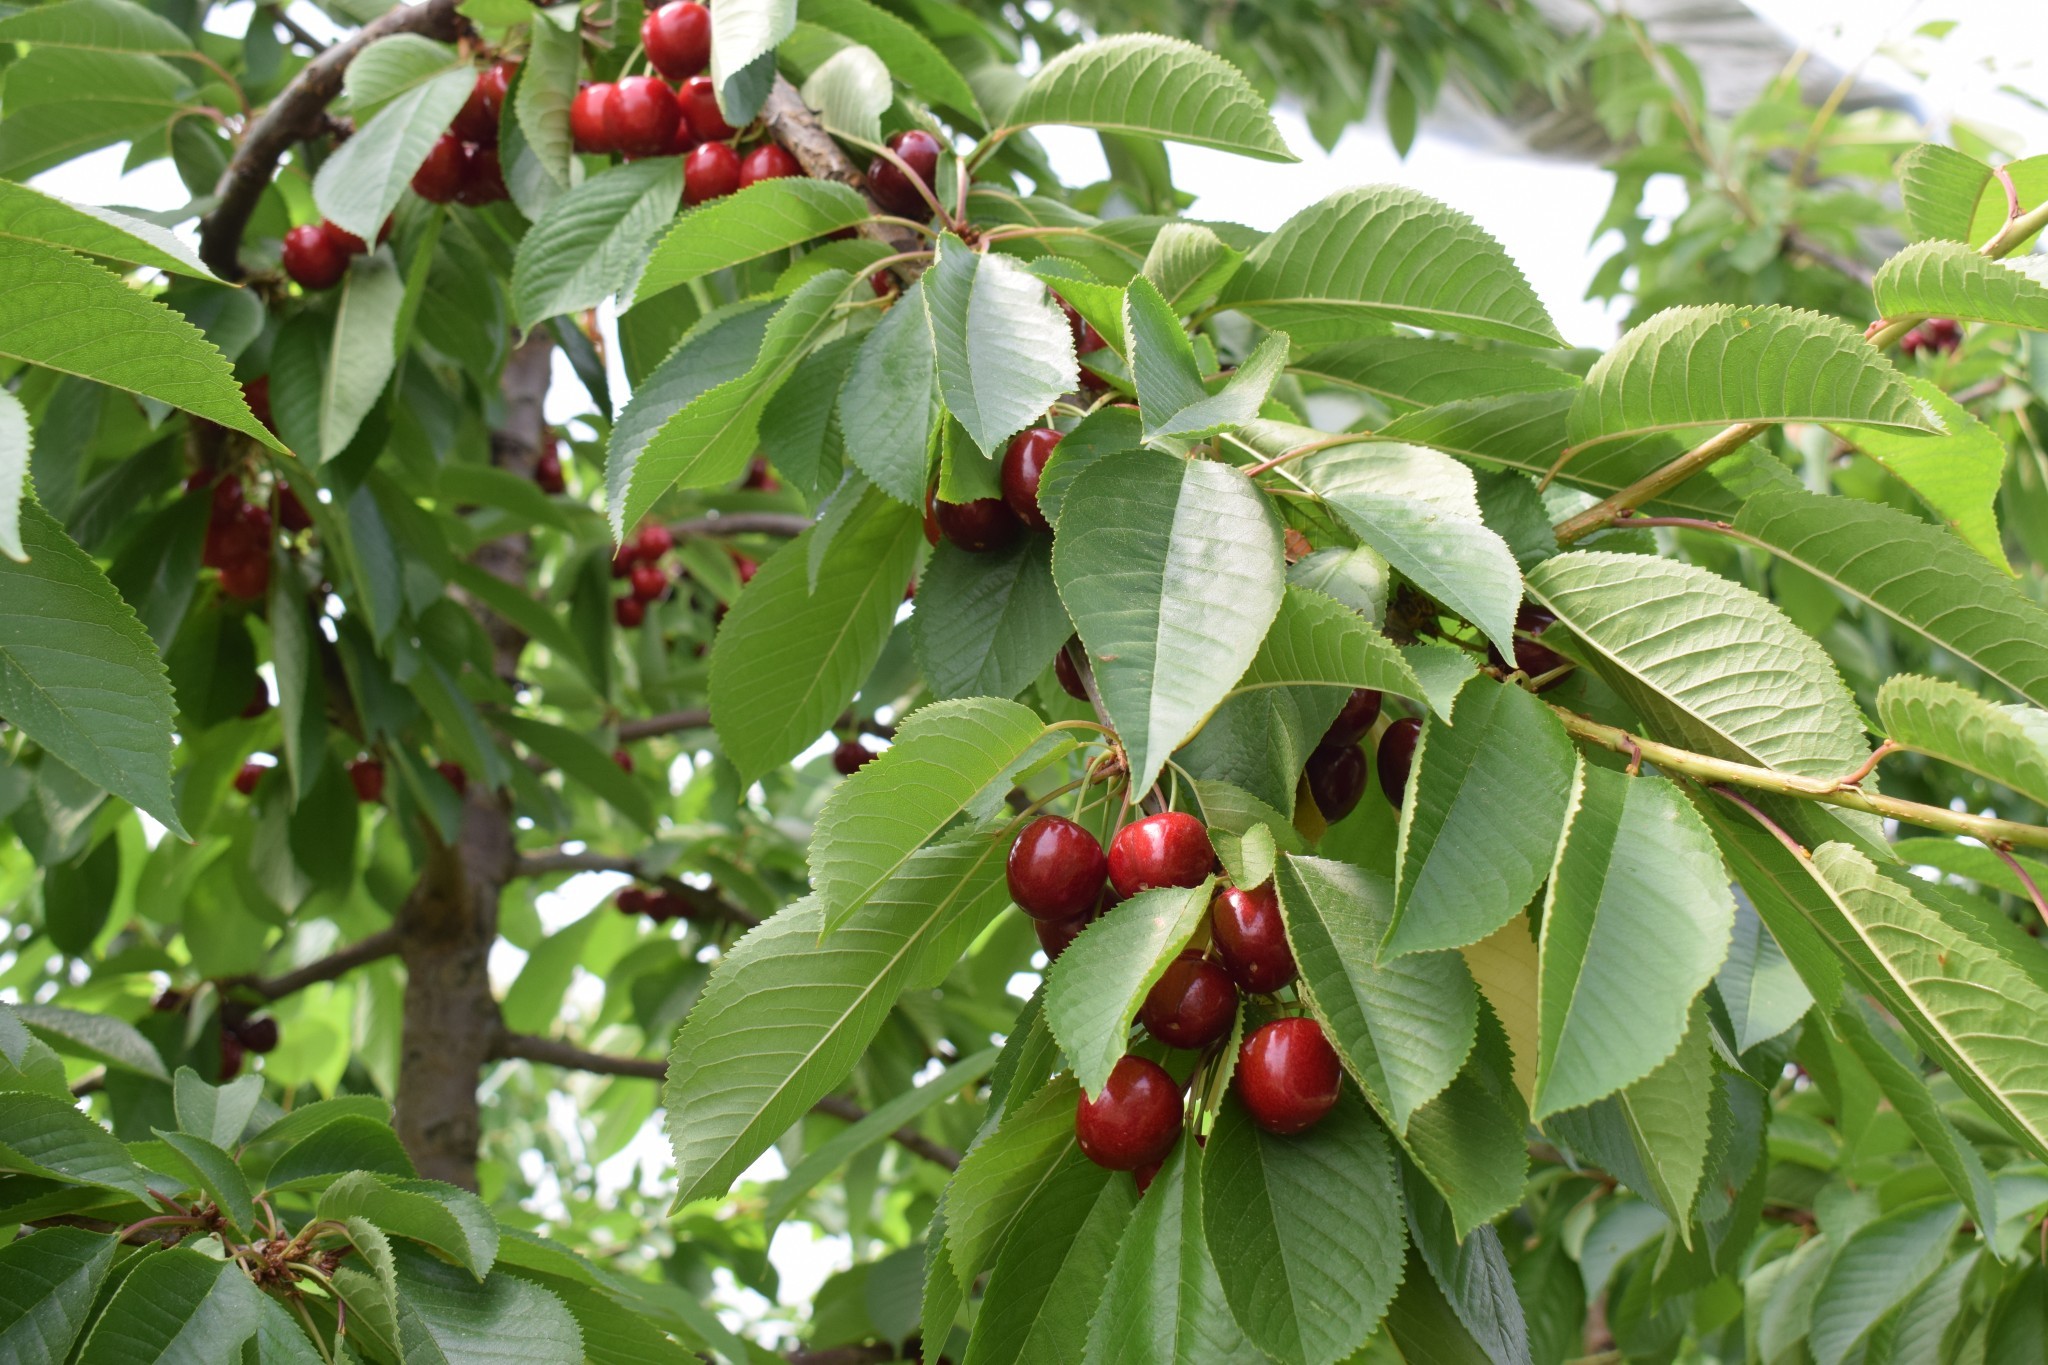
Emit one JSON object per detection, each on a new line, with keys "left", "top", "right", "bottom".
{"left": 1211, "top": 882, "right": 1297, "bottom": 994}
{"left": 241, "top": 676, "right": 272, "bottom": 719}
{"left": 642, "top": 0, "right": 711, "bottom": 82}
{"left": 684, "top": 140, "right": 741, "bottom": 205}
{"left": 612, "top": 748, "right": 634, "bottom": 773}
{"left": 832, "top": 739, "right": 873, "bottom": 775}
{"left": 282, "top": 223, "right": 347, "bottom": 290}
{"left": 1236, "top": 1017, "right": 1342, "bottom": 1135}
{"left": 1034, "top": 907, "right": 1094, "bottom": 963}
{"left": 1320, "top": 688, "right": 1382, "bottom": 749}
{"left": 570, "top": 82, "right": 617, "bottom": 153}
{"left": 1139, "top": 952, "right": 1237, "bottom": 1049}
{"left": 629, "top": 562, "right": 669, "bottom": 603}
{"left": 534, "top": 450, "right": 565, "bottom": 495}
{"left": 1058, "top": 298, "right": 1105, "bottom": 356}
{"left": 237, "top": 1016, "right": 279, "bottom": 1053}
{"left": 867, "top": 128, "right": 942, "bottom": 219}
{"left": 455, "top": 144, "right": 508, "bottom": 205}
{"left": 412, "top": 132, "right": 466, "bottom": 202}
{"left": 242, "top": 376, "right": 273, "bottom": 431}
{"left": 1000, "top": 427, "right": 1060, "bottom": 532}
{"left": 219, "top": 1033, "right": 245, "bottom": 1079}
{"left": 435, "top": 760, "right": 468, "bottom": 795}
{"left": 320, "top": 220, "right": 367, "bottom": 256}
{"left": 1305, "top": 743, "right": 1367, "bottom": 823}
{"left": 922, "top": 484, "right": 941, "bottom": 546}
{"left": 346, "top": 757, "right": 385, "bottom": 803}
{"left": 731, "top": 552, "right": 758, "bottom": 584}
{"left": 1007, "top": 815, "right": 1109, "bottom": 921}
{"left": 1108, "top": 813, "right": 1215, "bottom": 899}
{"left": 610, "top": 546, "right": 637, "bottom": 579}
{"left": 1134, "top": 1158, "right": 1162, "bottom": 1194}
{"left": 678, "top": 76, "right": 735, "bottom": 141}
{"left": 935, "top": 496, "right": 1022, "bottom": 553}
{"left": 233, "top": 761, "right": 267, "bottom": 796}
{"left": 1376, "top": 716, "right": 1422, "bottom": 808}
{"left": 615, "top": 595, "right": 646, "bottom": 628}
{"left": 607, "top": 75, "right": 682, "bottom": 158}
{"left": 1489, "top": 604, "right": 1569, "bottom": 687}
{"left": 1075, "top": 1055, "right": 1182, "bottom": 1171}
{"left": 275, "top": 481, "right": 313, "bottom": 532}
{"left": 740, "top": 143, "right": 802, "bottom": 188}
{"left": 452, "top": 61, "right": 516, "bottom": 146}
{"left": 1054, "top": 644, "right": 1089, "bottom": 701}
{"left": 617, "top": 887, "right": 650, "bottom": 916}
{"left": 635, "top": 524, "right": 674, "bottom": 560}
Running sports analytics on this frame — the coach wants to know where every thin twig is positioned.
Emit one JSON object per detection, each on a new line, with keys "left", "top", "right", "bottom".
{"left": 510, "top": 852, "right": 761, "bottom": 928}
{"left": 663, "top": 512, "right": 813, "bottom": 542}
{"left": 240, "top": 925, "right": 404, "bottom": 1000}
{"left": 1710, "top": 785, "right": 1813, "bottom": 861}
{"left": 1991, "top": 844, "right": 2048, "bottom": 932}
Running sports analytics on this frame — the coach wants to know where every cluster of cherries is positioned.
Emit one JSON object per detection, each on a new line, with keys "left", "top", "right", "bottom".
{"left": 832, "top": 735, "right": 876, "bottom": 776}
{"left": 153, "top": 989, "right": 281, "bottom": 1077}
{"left": 1900, "top": 316, "right": 1963, "bottom": 358}
{"left": 411, "top": 59, "right": 516, "bottom": 208}
{"left": 280, "top": 216, "right": 387, "bottom": 291}
{"left": 192, "top": 468, "right": 309, "bottom": 601}
{"left": 611, "top": 523, "right": 676, "bottom": 628}
{"left": 1487, "top": 603, "right": 1569, "bottom": 690}
{"left": 924, "top": 425, "right": 1062, "bottom": 554}
{"left": 1006, "top": 807, "right": 1345, "bottom": 1181}
{"left": 614, "top": 884, "right": 700, "bottom": 922}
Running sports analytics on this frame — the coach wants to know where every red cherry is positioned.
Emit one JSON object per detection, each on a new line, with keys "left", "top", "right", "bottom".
{"left": 1211, "top": 883, "right": 1297, "bottom": 994}
{"left": 275, "top": 481, "right": 313, "bottom": 532}
{"left": 1236, "top": 1017, "right": 1342, "bottom": 1135}
{"left": 1006, "top": 815, "right": 1109, "bottom": 921}
{"left": 649, "top": 889, "right": 692, "bottom": 922}
{"left": 740, "top": 143, "right": 802, "bottom": 188}
{"left": 242, "top": 376, "right": 273, "bottom": 430}
{"left": 238, "top": 1016, "right": 280, "bottom": 1053}
{"left": 1058, "top": 298, "right": 1106, "bottom": 356}
{"left": 571, "top": 82, "right": 617, "bottom": 154}
{"left": 1033, "top": 904, "right": 1096, "bottom": 963}
{"left": 1108, "top": 813, "right": 1215, "bottom": 899}
{"left": 1925, "top": 317, "right": 1962, "bottom": 352}
{"left": 1076, "top": 1055, "right": 1183, "bottom": 1170}
{"left": 629, "top": 561, "right": 669, "bottom": 603}
{"left": 833, "top": 739, "right": 873, "bottom": 775}
{"left": 282, "top": 223, "right": 347, "bottom": 290}
{"left": 219, "top": 1033, "right": 245, "bottom": 1079}
{"left": 1376, "top": 717, "right": 1422, "bottom": 808}
{"left": 534, "top": 450, "right": 565, "bottom": 495}
{"left": 455, "top": 144, "right": 508, "bottom": 205}
{"left": 731, "top": 552, "right": 758, "bottom": 584}
{"left": 1134, "top": 1158, "right": 1162, "bottom": 1194}
{"left": 1000, "top": 427, "right": 1060, "bottom": 532}
{"left": 1321, "top": 688, "right": 1382, "bottom": 749}
{"left": 610, "top": 546, "right": 637, "bottom": 579}
{"left": 233, "top": 761, "right": 267, "bottom": 796}
{"left": 1139, "top": 951, "right": 1237, "bottom": 1049}
{"left": 1488, "top": 604, "right": 1568, "bottom": 687}
{"left": 635, "top": 524, "right": 674, "bottom": 560}
{"left": 678, "top": 77, "right": 735, "bottom": 141}
{"left": 684, "top": 140, "right": 742, "bottom": 205}
{"left": 642, "top": 0, "right": 711, "bottom": 81}
{"left": 612, "top": 748, "right": 634, "bottom": 773}
{"left": 615, "top": 595, "right": 646, "bottom": 628}
{"left": 608, "top": 75, "right": 682, "bottom": 158}
{"left": 321, "top": 220, "right": 367, "bottom": 256}
{"left": 218, "top": 553, "right": 271, "bottom": 601}
{"left": 867, "top": 128, "right": 942, "bottom": 218}
{"left": 1305, "top": 743, "right": 1367, "bottom": 823}
{"left": 922, "top": 484, "right": 941, "bottom": 546}
{"left": 412, "top": 132, "right": 466, "bottom": 202}
{"left": 617, "top": 887, "right": 650, "bottom": 916}
{"left": 935, "top": 497, "right": 1022, "bottom": 553}
{"left": 1054, "top": 644, "right": 1089, "bottom": 701}
{"left": 346, "top": 757, "right": 385, "bottom": 803}
{"left": 435, "top": 760, "right": 468, "bottom": 795}
{"left": 742, "top": 455, "right": 779, "bottom": 491}
{"left": 452, "top": 60, "right": 516, "bottom": 146}
{"left": 241, "top": 677, "right": 272, "bottom": 719}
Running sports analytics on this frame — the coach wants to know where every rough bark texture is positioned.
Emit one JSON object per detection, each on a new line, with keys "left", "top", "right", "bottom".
{"left": 760, "top": 75, "right": 927, "bottom": 278}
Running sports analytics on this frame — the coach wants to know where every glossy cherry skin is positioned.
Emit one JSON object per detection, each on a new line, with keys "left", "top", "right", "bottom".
{"left": 412, "top": 133, "right": 466, "bottom": 202}
{"left": 1376, "top": 716, "right": 1422, "bottom": 808}
{"left": 614, "top": 595, "right": 646, "bottom": 628}
{"left": 1321, "top": 688, "right": 1382, "bottom": 749}
{"left": 452, "top": 61, "right": 515, "bottom": 145}
{"left": 608, "top": 75, "right": 682, "bottom": 158}
{"left": 740, "top": 143, "right": 802, "bottom": 188}
{"left": 1054, "top": 645, "right": 1089, "bottom": 701}
{"left": 642, "top": 0, "right": 711, "bottom": 81}
{"left": 629, "top": 562, "right": 668, "bottom": 602}
{"left": 1076, "top": 1055, "right": 1183, "bottom": 1170}
{"left": 1306, "top": 742, "right": 1367, "bottom": 823}
{"left": 678, "top": 76, "right": 735, "bottom": 141}
{"left": 1108, "top": 812, "right": 1215, "bottom": 899}
{"left": 1488, "top": 604, "right": 1569, "bottom": 688}
{"left": 1000, "top": 427, "right": 1061, "bottom": 531}
{"left": 868, "top": 128, "right": 942, "bottom": 218}
{"left": 321, "top": 220, "right": 367, "bottom": 256}
{"left": 243, "top": 377, "right": 273, "bottom": 431}
{"left": 1211, "top": 882, "right": 1297, "bottom": 993}
{"left": 832, "top": 739, "right": 873, "bottom": 776}
{"left": 616, "top": 887, "right": 650, "bottom": 916}
{"left": 1140, "top": 951, "right": 1237, "bottom": 1049}
{"left": 346, "top": 757, "right": 385, "bottom": 803}
{"left": 634, "top": 524, "right": 674, "bottom": 560}
{"left": 238, "top": 1016, "right": 280, "bottom": 1053}
{"left": 1033, "top": 907, "right": 1094, "bottom": 963}
{"left": 1236, "top": 1017, "right": 1342, "bottom": 1135}
{"left": 935, "top": 496, "right": 1022, "bottom": 553}
{"left": 455, "top": 145, "right": 508, "bottom": 205}
{"left": 921, "top": 484, "right": 941, "bottom": 546}
{"left": 570, "top": 82, "right": 616, "bottom": 153}
{"left": 684, "top": 140, "right": 742, "bottom": 205}
{"left": 1007, "top": 815, "right": 1109, "bottom": 921}
{"left": 534, "top": 450, "right": 565, "bottom": 494}
{"left": 233, "top": 761, "right": 267, "bottom": 796}
{"left": 276, "top": 482, "right": 313, "bottom": 533}
{"left": 282, "top": 223, "right": 347, "bottom": 290}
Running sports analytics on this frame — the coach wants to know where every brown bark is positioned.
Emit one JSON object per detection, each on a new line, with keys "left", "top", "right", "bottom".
{"left": 759, "top": 75, "right": 927, "bottom": 280}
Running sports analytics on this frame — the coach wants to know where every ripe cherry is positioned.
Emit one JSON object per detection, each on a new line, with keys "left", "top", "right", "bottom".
{"left": 678, "top": 77, "right": 735, "bottom": 141}
{"left": 347, "top": 756, "right": 385, "bottom": 803}
{"left": 1007, "top": 815, "right": 1109, "bottom": 921}
{"left": 635, "top": 524, "right": 674, "bottom": 560}
{"left": 1000, "top": 427, "right": 1060, "bottom": 532}
{"left": 1108, "top": 812, "right": 1215, "bottom": 899}
{"left": 455, "top": 144, "right": 508, "bottom": 205}
{"left": 742, "top": 456, "right": 779, "bottom": 491}
{"left": 275, "top": 482, "right": 313, "bottom": 533}
{"left": 534, "top": 449, "right": 566, "bottom": 495}
{"left": 642, "top": 0, "right": 711, "bottom": 81}
{"left": 320, "top": 220, "right": 367, "bottom": 256}
{"left": 218, "top": 554, "right": 271, "bottom": 601}
{"left": 615, "top": 595, "right": 646, "bottom": 628}
{"left": 935, "top": 496, "right": 1022, "bottom": 553}
{"left": 740, "top": 143, "right": 802, "bottom": 188}
{"left": 1134, "top": 1158, "right": 1162, "bottom": 1194}
{"left": 868, "top": 128, "right": 942, "bottom": 218}
{"left": 412, "top": 133, "right": 466, "bottom": 202}
{"left": 282, "top": 223, "right": 348, "bottom": 290}
{"left": 617, "top": 887, "right": 650, "bottom": 916}
{"left": 1058, "top": 298, "right": 1105, "bottom": 356}
{"left": 607, "top": 75, "right": 682, "bottom": 158}
{"left": 233, "top": 761, "right": 267, "bottom": 796}
{"left": 1054, "top": 644, "right": 1089, "bottom": 701}
{"left": 238, "top": 1016, "right": 280, "bottom": 1053}
{"left": 219, "top": 1033, "right": 246, "bottom": 1079}
{"left": 613, "top": 748, "right": 634, "bottom": 773}
{"left": 243, "top": 376, "right": 273, "bottom": 430}
{"left": 1139, "top": 951, "right": 1237, "bottom": 1049}
{"left": 1924, "top": 317, "right": 1962, "bottom": 352}
{"left": 611, "top": 546, "right": 637, "bottom": 579}
{"left": 1076, "top": 1055, "right": 1183, "bottom": 1171}
{"left": 1376, "top": 716, "right": 1422, "bottom": 808}
{"left": 629, "top": 561, "right": 669, "bottom": 603}
{"left": 453, "top": 61, "right": 516, "bottom": 146}
{"left": 922, "top": 484, "right": 941, "bottom": 546}
{"left": 684, "top": 140, "right": 742, "bottom": 205}
{"left": 435, "top": 760, "right": 469, "bottom": 795}
{"left": 1320, "top": 688, "right": 1381, "bottom": 749}
{"left": 1211, "top": 882, "right": 1296, "bottom": 993}
{"left": 832, "top": 739, "right": 873, "bottom": 776}
{"left": 241, "top": 677, "right": 272, "bottom": 720}
{"left": 1236, "top": 1017, "right": 1342, "bottom": 1135}
{"left": 731, "top": 552, "right": 758, "bottom": 584}
{"left": 571, "top": 82, "right": 617, "bottom": 153}
{"left": 1034, "top": 906, "right": 1096, "bottom": 963}
{"left": 1489, "top": 604, "right": 1569, "bottom": 687}
{"left": 1305, "top": 743, "right": 1367, "bottom": 823}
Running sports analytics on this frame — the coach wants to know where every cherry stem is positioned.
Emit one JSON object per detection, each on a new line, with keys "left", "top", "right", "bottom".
{"left": 1991, "top": 844, "right": 2048, "bottom": 932}
{"left": 287, "top": 1294, "right": 336, "bottom": 1365}
{"left": 1242, "top": 433, "right": 1362, "bottom": 478}
{"left": 118, "top": 1213, "right": 202, "bottom": 1243}
{"left": 869, "top": 214, "right": 938, "bottom": 239}
{"left": 859, "top": 138, "right": 959, "bottom": 232}
{"left": 1709, "top": 785, "right": 1812, "bottom": 862}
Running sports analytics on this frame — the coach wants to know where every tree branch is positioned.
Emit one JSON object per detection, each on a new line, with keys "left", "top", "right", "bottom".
{"left": 665, "top": 512, "right": 814, "bottom": 541}
{"left": 511, "top": 851, "right": 762, "bottom": 928}
{"left": 758, "top": 75, "right": 926, "bottom": 282}
{"left": 198, "top": 0, "right": 466, "bottom": 278}
{"left": 492, "top": 1033, "right": 962, "bottom": 1169}
{"left": 239, "top": 924, "right": 404, "bottom": 1001}
{"left": 616, "top": 707, "right": 711, "bottom": 741}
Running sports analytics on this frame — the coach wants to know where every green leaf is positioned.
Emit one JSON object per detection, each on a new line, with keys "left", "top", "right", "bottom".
{"left": 321, "top": 1172, "right": 499, "bottom": 1278}
{"left": 1083, "top": 1141, "right": 1251, "bottom": 1365}
{"left": 1044, "top": 880, "right": 1213, "bottom": 1097}
{"left": 267, "top": 555, "right": 327, "bottom": 802}
{"left": 342, "top": 34, "right": 465, "bottom": 111}
{"left": 1398, "top": 1003, "right": 1530, "bottom": 1239}
{"left": 922, "top": 233, "right": 1075, "bottom": 457}
{"left": 1142, "top": 222, "right": 1244, "bottom": 310}
{"left": 1827, "top": 375, "right": 2008, "bottom": 569}
{"left": 1223, "top": 583, "right": 1422, "bottom": 707}
{"left": 74, "top": 1249, "right": 262, "bottom": 1364}
{"left": 1002, "top": 34, "right": 1294, "bottom": 162}
{"left": 0, "top": 51, "right": 188, "bottom": 182}
{"left": 1202, "top": 1089, "right": 1404, "bottom": 1365}
{"left": 811, "top": 697, "right": 1045, "bottom": 930}
{"left": 1877, "top": 674, "right": 2048, "bottom": 806}
{"left": 1276, "top": 854, "right": 1477, "bottom": 1133}
{"left": 666, "top": 837, "right": 1012, "bottom": 1205}
{"left": 0, "top": 1226, "right": 114, "bottom": 1365}
{"left": 153, "top": 1129, "right": 256, "bottom": 1236}
{"left": 1716, "top": 895, "right": 1811, "bottom": 1052}
{"left": 498, "top": 715, "right": 656, "bottom": 832}
{"left": 1872, "top": 238, "right": 2048, "bottom": 331}
{"left": 313, "top": 66, "right": 475, "bottom": 244}
{"left": 0, "top": 243, "right": 283, "bottom": 454}
{"left": 708, "top": 0, "right": 794, "bottom": 123}
{"left": 512, "top": 160, "right": 685, "bottom": 332}
{"left": 391, "top": 1243, "right": 583, "bottom": 1364}
{"left": 172, "top": 1067, "right": 262, "bottom": 1146}
{"left": 801, "top": 0, "right": 983, "bottom": 120}
{"left": 1153, "top": 332, "right": 1289, "bottom": 445}
{"left": 264, "top": 1113, "right": 416, "bottom": 1189}
{"left": 1564, "top": 305, "right": 1938, "bottom": 455}
{"left": 1807, "top": 1200, "right": 1963, "bottom": 1365}
{"left": 606, "top": 298, "right": 775, "bottom": 523}
{"left": 0, "top": 1092, "right": 150, "bottom": 1197}
{"left": 637, "top": 178, "right": 869, "bottom": 305}
{"left": 248, "top": 1095, "right": 393, "bottom": 1148}
{"left": 1399, "top": 1161, "right": 1533, "bottom": 1365}
{"left": 1898, "top": 143, "right": 1991, "bottom": 243}
{"left": 0, "top": 178, "right": 215, "bottom": 278}
{"left": 0, "top": 0, "right": 190, "bottom": 52}
{"left": 1052, "top": 450, "right": 1285, "bottom": 795}
{"left": 1218, "top": 186, "right": 1562, "bottom": 347}
{"left": 1731, "top": 486, "right": 2048, "bottom": 711}
{"left": 1831, "top": 1004, "right": 1997, "bottom": 1235}
{"left": 944, "top": 1074, "right": 1080, "bottom": 1289}
{"left": 961, "top": 1151, "right": 1133, "bottom": 1365}
{"left": 0, "top": 1004, "right": 71, "bottom": 1097}
{"left": 1124, "top": 273, "right": 1208, "bottom": 438}
{"left": 16, "top": 1003, "right": 168, "bottom": 1081}
{"left": 1386, "top": 675, "right": 1576, "bottom": 958}
{"left": 0, "top": 389, "right": 25, "bottom": 563}
{"left": 707, "top": 485, "right": 920, "bottom": 782}
{"left": 620, "top": 271, "right": 853, "bottom": 532}
{"left": 0, "top": 501, "right": 185, "bottom": 836}
{"left": 801, "top": 43, "right": 890, "bottom": 142}
{"left": 912, "top": 537, "right": 1071, "bottom": 701}
{"left": 839, "top": 279, "right": 936, "bottom": 504}
{"left": 1532, "top": 764, "right": 1734, "bottom": 1118}
{"left": 511, "top": 12, "right": 577, "bottom": 194}
{"left": 1291, "top": 336, "right": 1577, "bottom": 414}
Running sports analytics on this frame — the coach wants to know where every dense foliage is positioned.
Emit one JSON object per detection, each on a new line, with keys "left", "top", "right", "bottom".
{"left": 3, "top": 0, "right": 2048, "bottom": 1361}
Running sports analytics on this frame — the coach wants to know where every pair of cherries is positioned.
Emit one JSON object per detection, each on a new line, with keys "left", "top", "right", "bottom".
{"left": 194, "top": 472, "right": 276, "bottom": 602}
{"left": 612, "top": 523, "right": 675, "bottom": 628}
{"left": 280, "top": 217, "right": 385, "bottom": 290}
{"left": 410, "top": 61, "right": 516, "bottom": 208}
{"left": 615, "top": 886, "right": 695, "bottom": 922}
{"left": 923, "top": 426, "right": 1062, "bottom": 555}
